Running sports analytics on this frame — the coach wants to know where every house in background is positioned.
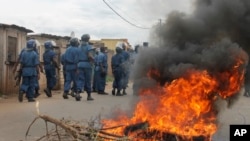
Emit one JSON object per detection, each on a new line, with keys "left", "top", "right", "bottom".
{"left": 91, "top": 38, "right": 132, "bottom": 75}
{"left": 100, "top": 38, "right": 131, "bottom": 51}
{"left": 0, "top": 23, "right": 33, "bottom": 95}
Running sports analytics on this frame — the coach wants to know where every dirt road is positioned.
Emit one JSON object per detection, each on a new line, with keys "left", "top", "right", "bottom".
{"left": 0, "top": 83, "right": 250, "bottom": 141}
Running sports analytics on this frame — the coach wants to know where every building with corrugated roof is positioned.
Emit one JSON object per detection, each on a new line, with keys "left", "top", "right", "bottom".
{"left": 0, "top": 23, "right": 33, "bottom": 95}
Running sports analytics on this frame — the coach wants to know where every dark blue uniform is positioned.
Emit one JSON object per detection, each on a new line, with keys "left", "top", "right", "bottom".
{"left": 76, "top": 34, "right": 94, "bottom": 101}
{"left": 63, "top": 46, "right": 79, "bottom": 94}
{"left": 92, "top": 51, "right": 99, "bottom": 92}
{"left": 61, "top": 52, "right": 76, "bottom": 96}
{"left": 19, "top": 48, "right": 40, "bottom": 96}
{"left": 33, "top": 47, "right": 40, "bottom": 95}
{"left": 121, "top": 50, "right": 130, "bottom": 94}
{"left": 43, "top": 49, "right": 57, "bottom": 94}
{"left": 20, "top": 49, "right": 39, "bottom": 101}
{"left": 94, "top": 51, "right": 107, "bottom": 93}
{"left": 111, "top": 51, "right": 125, "bottom": 95}
{"left": 77, "top": 42, "right": 93, "bottom": 94}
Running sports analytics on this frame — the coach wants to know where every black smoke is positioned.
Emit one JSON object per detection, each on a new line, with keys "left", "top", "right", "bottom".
{"left": 132, "top": 0, "right": 250, "bottom": 95}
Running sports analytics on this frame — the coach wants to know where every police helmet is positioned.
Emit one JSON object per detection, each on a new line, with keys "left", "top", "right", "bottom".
{"left": 44, "top": 40, "right": 56, "bottom": 49}
{"left": 27, "top": 39, "right": 37, "bottom": 49}
{"left": 96, "top": 48, "right": 100, "bottom": 53}
{"left": 115, "top": 42, "right": 122, "bottom": 53}
{"left": 115, "top": 46, "right": 123, "bottom": 53}
{"left": 69, "top": 37, "right": 80, "bottom": 47}
{"left": 122, "top": 42, "right": 127, "bottom": 49}
{"left": 116, "top": 42, "right": 127, "bottom": 50}
{"left": 81, "top": 34, "right": 90, "bottom": 42}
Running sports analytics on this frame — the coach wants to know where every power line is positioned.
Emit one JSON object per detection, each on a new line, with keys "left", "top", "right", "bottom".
{"left": 106, "top": 0, "right": 140, "bottom": 24}
{"left": 103, "top": 0, "right": 151, "bottom": 29}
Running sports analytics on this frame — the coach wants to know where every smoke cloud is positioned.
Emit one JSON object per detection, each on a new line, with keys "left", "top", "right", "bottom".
{"left": 133, "top": 0, "right": 250, "bottom": 93}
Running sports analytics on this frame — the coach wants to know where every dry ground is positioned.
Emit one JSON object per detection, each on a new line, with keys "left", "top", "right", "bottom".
{"left": 0, "top": 83, "right": 250, "bottom": 141}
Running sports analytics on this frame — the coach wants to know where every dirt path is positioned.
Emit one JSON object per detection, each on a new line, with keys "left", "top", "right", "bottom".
{"left": 0, "top": 83, "right": 250, "bottom": 141}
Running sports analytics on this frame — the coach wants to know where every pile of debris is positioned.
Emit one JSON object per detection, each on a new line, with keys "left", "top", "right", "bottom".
{"left": 26, "top": 114, "right": 208, "bottom": 141}
{"left": 26, "top": 114, "right": 127, "bottom": 141}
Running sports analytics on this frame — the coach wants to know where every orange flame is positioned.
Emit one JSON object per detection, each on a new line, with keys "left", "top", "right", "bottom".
{"left": 102, "top": 54, "right": 246, "bottom": 140}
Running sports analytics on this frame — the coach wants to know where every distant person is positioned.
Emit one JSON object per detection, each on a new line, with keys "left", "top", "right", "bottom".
{"left": 120, "top": 42, "right": 130, "bottom": 95}
{"left": 62, "top": 37, "right": 80, "bottom": 100}
{"left": 76, "top": 34, "right": 95, "bottom": 101}
{"left": 33, "top": 43, "right": 44, "bottom": 98}
{"left": 104, "top": 47, "right": 109, "bottom": 83}
{"left": 92, "top": 48, "right": 100, "bottom": 92}
{"left": 96, "top": 46, "right": 108, "bottom": 95}
{"left": 18, "top": 39, "right": 40, "bottom": 102}
{"left": 61, "top": 44, "right": 76, "bottom": 97}
{"left": 111, "top": 44, "right": 125, "bottom": 96}
{"left": 43, "top": 40, "right": 60, "bottom": 97}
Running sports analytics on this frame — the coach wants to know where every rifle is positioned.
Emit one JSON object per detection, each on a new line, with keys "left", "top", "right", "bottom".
{"left": 14, "top": 69, "right": 22, "bottom": 87}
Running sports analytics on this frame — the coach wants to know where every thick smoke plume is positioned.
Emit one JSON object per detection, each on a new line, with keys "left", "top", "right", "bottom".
{"left": 102, "top": 1, "right": 250, "bottom": 139}
{"left": 133, "top": 0, "right": 250, "bottom": 94}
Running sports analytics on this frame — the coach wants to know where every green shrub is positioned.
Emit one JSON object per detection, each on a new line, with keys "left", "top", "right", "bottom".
{"left": 106, "top": 75, "right": 114, "bottom": 82}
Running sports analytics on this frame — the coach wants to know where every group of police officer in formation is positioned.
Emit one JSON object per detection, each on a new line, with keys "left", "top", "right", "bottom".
{"left": 14, "top": 33, "right": 131, "bottom": 102}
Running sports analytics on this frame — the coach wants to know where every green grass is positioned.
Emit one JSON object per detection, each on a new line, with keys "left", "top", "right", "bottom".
{"left": 106, "top": 75, "right": 114, "bottom": 82}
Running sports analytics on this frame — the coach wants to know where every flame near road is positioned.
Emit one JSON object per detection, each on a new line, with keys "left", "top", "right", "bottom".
{"left": 102, "top": 49, "right": 247, "bottom": 140}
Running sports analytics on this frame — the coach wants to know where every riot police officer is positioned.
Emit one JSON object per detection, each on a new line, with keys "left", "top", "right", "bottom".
{"left": 33, "top": 43, "right": 44, "bottom": 97}
{"left": 120, "top": 42, "right": 130, "bottom": 95}
{"left": 111, "top": 44, "right": 125, "bottom": 96}
{"left": 13, "top": 40, "right": 42, "bottom": 98}
{"left": 95, "top": 46, "right": 108, "bottom": 94}
{"left": 43, "top": 40, "right": 60, "bottom": 97}
{"left": 19, "top": 39, "right": 40, "bottom": 102}
{"left": 76, "top": 34, "right": 95, "bottom": 101}
{"left": 63, "top": 37, "right": 80, "bottom": 99}
{"left": 92, "top": 48, "right": 100, "bottom": 92}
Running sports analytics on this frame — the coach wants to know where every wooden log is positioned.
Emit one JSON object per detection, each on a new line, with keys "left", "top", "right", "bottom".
{"left": 123, "top": 121, "right": 149, "bottom": 136}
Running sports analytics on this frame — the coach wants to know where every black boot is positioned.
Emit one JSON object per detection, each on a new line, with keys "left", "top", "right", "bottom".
{"left": 112, "top": 88, "right": 116, "bottom": 96}
{"left": 28, "top": 98, "right": 36, "bottom": 102}
{"left": 18, "top": 90, "right": 25, "bottom": 102}
{"left": 92, "top": 88, "right": 97, "bottom": 92}
{"left": 44, "top": 88, "right": 52, "bottom": 97}
{"left": 63, "top": 92, "right": 69, "bottom": 99}
{"left": 116, "top": 90, "right": 123, "bottom": 96}
{"left": 49, "top": 89, "right": 52, "bottom": 96}
{"left": 98, "top": 91, "right": 109, "bottom": 95}
{"left": 122, "top": 89, "right": 127, "bottom": 95}
{"left": 34, "top": 89, "right": 40, "bottom": 98}
{"left": 70, "top": 91, "right": 76, "bottom": 97}
{"left": 75, "top": 91, "right": 81, "bottom": 101}
{"left": 34, "top": 91, "right": 40, "bottom": 98}
{"left": 87, "top": 93, "right": 94, "bottom": 101}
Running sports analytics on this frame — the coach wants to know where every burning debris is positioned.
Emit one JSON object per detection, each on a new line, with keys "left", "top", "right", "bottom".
{"left": 26, "top": 113, "right": 129, "bottom": 141}
{"left": 26, "top": 114, "right": 208, "bottom": 141}
{"left": 101, "top": 0, "right": 250, "bottom": 140}
{"left": 27, "top": 0, "right": 250, "bottom": 140}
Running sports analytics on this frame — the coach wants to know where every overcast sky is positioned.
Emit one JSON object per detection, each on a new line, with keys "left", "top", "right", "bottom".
{"left": 0, "top": 0, "right": 193, "bottom": 46}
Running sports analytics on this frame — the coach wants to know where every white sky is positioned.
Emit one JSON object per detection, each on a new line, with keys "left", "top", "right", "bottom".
{"left": 0, "top": 0, "right": 193, "bottom": 46}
